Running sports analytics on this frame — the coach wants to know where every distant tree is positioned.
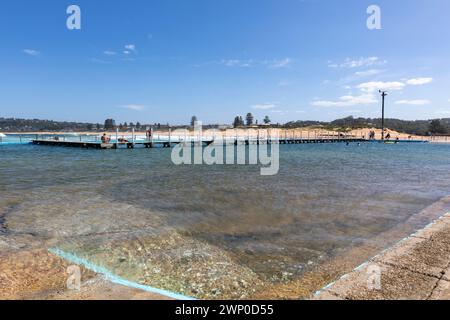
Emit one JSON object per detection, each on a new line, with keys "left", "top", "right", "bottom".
{"left": 119, "top": 123, "right": 123, "bottom": 130}
{"left": 104, "top": 119, "right": 116, "bottom": 130}
{"left": 246, "top": 113, "right": 254, "bottom": 126}
{"left": 191, "top": 116, "right": 198, "bottom": 127}
{"left": 123, "top": 122, "right": 128, "bottom": 128}
{"left": 136, "top": 122, "right": 141, "bottom": 130}
{"left": 233, "top": 116, "right": 245, "bottom": 128}
{"left": 233, "top": 116, "right": 240, "bottom": 128}
{"left": 429, "top": 119, "right": 447, "bottom": 135}
{"left": 3, "top": 116, "right": 449, "bottom": 136}
{"left": 129, "top": 122, "right": 135, "bottom": 129}
{"left": 263, "top": 116, "right": 271, "bottom": 124}
{"left": 87, "top": 123, "right": 93, "bottom": 131}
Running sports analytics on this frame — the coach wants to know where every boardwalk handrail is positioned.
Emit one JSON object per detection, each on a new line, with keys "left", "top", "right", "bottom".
{"left": 7, "top": 127, "right": 448, "bottom": 147}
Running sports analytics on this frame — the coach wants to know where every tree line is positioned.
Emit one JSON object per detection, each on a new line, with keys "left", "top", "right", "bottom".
{"left": 284, "top": 116, "right": 450, "bottom": 135}
{"left": 231, "top": 114, "right": 271, "bottom": 127}
{"left": 1, "top": 116, "right": 449, "bottom": 136}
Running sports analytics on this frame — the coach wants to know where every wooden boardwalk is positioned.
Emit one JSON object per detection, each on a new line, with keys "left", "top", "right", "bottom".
{"left": 32, "top": 139, "right": 173, "bottom": 149}
{"left": 32, "top": 137, "right": 366, "bottom": 149}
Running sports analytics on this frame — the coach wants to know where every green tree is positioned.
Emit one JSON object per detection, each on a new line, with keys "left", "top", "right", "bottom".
{"left": 233, "top": 116, "right": 244, "bottom": 128}
{"left": 191, "top": 116, "right": 198, "bottom": 127}
{"left": 246, "top": 113, "right": 254, "bottom": 126}
{"left": 104, "top": 119, "right": 116, "bottom": 130}
{"left": 263, "top": 116, "right": 271, "bottom": 124}
{"left": 429, "top": 119, "right": 447, "bottom": 135}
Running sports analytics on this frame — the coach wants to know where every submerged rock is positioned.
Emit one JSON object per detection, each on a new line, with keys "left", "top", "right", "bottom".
{"left": 58, "top": 231, "right": 265, "bottom": 299}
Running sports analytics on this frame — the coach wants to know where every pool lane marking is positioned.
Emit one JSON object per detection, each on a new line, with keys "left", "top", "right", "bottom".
{"left": 49, "top": 248, "right": 196, "bottom": 300}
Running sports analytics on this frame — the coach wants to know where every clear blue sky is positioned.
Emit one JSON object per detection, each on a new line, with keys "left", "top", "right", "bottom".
{"left": 1, "top": 0, "right": 449, "bottom": 125}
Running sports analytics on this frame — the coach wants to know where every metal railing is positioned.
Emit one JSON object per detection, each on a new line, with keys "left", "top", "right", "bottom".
{"left": 1, "top": 130, "right": 449, "bottom": 145}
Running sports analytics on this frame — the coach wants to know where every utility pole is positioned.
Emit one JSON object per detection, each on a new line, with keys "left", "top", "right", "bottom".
{"left": 379, "top": 90, "right": 388, "bottom": 140}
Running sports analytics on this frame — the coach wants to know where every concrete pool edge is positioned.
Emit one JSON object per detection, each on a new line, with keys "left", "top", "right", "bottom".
{"left": 48, "top": 248, "right": 196, "bottom": 301}
{"left": 313, "top": 211, "right": 450, "bottom": 300}
{"left": 46, "top": 199, "right": 450, "bottom": 301}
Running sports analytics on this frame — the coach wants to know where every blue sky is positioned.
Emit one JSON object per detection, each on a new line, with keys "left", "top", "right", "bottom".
{"left": 1, "top": 0, "right": 450, "bottom": 124}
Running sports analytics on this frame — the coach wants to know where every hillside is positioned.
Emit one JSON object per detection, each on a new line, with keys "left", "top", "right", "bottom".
{"left": 285, "top": 116, "right": 450, "bottom": 136}
{"left": 0, "top": 118, "right": 98, "bottom": 132}
{"left": 1, "top": 116, "right": 450, "bottom": 136}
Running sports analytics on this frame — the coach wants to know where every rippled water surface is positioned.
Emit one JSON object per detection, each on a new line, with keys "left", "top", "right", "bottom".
{"left": 1, "top": 142, "right": 450, "bottom": 298}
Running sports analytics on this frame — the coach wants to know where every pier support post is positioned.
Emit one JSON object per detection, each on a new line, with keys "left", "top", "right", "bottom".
{"left": 116, "top": 128, "right": 119, "bottom": 149}
{"left": 169, "top": 128, "right": 172, "bottom": 147}
{"left": 380, "top": 90, "right": 388, "bottom": 140}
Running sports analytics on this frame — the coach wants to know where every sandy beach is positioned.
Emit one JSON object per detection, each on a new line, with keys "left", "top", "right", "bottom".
{"left": 5, "top": 128, "right": 449, "bottom": 144}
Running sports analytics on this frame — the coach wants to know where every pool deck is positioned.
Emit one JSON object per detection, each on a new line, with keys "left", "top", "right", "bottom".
{"left": 313, "top": 212, "right": 450, "bottom": 300}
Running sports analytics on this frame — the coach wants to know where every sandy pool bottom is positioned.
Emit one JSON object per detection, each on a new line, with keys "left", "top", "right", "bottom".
{"left": 2, "top": 197, "right": 450, "bottom": 300}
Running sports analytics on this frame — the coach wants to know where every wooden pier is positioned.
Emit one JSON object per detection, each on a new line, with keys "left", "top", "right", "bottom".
{"left": 31, "top": 139, "right": 175, "bottom": 149}
{"left": 32, "top": 137, "right": 366, "bottom": 149}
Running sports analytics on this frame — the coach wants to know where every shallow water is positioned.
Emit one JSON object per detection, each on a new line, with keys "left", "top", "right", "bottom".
{"left": 1, "top": 142, "right": 450, "bottom": 298}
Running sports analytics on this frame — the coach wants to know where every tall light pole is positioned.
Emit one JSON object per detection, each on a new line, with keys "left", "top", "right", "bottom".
{"left": 379, "top": 90, "right": 388, "bottom": 140}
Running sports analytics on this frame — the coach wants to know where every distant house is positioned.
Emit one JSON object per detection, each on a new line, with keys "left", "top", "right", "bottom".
{"left": 216, "top": 124, "right": 233, "bottom": 130}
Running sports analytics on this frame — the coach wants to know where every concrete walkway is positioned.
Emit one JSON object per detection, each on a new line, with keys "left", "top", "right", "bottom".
{"left": 314, "top": 213, "right": 450, "bottom": 300}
